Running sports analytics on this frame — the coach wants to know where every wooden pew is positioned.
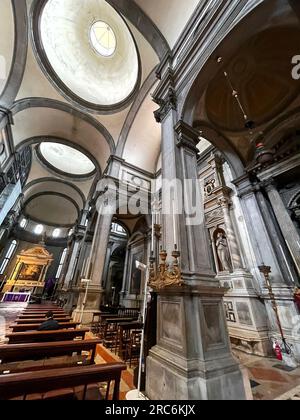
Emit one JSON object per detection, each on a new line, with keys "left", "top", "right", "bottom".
{"left": 0, "top": 339, "right": 101, "bottom": 364}
{"left": 6, "top": 328, "right": 89, "bottom": 344}
{"left": 0, "top": 363, "right": 127, "bottom": 400}
{"left": 18, "top": 314, "right": 68, "bottom": 319}
{"left": 20, "top": 313, "right": 66, "bottom": 318}
{"left": 117, "top": 321, "right": 143, "bottom": 359}
{"left": 27, "top": 306, "right": 61, "bottom": 309}
{"left": 9, "top": 322, "right": 79, "bottom": 332}
{"left": 21, "top": 310, "right": 65, "bottom": 315}
{"left": 15, "top": 317, "right": 71, "bottom": 324}
{"left": 0, "top": 339, "right": 101, "bottom": 374}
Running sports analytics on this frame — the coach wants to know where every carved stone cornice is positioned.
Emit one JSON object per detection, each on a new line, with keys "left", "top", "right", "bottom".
{"left": 174, "top": 121, "right": 199, "bottom": 154}
{"left": 232, "top": 174, "right": 259, "bottom": 198}
{"left": 153, "top": 68, "right": 177, "bottom": 123}
{"left": 153, "top": 87, "right": 177, "bottom": 123}
{"left": 259, "top": 178, "right": 277, "bottom": 193}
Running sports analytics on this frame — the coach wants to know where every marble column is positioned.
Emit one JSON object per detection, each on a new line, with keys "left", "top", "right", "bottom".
{"left": 63, "top": 240, "right": 80, "bottom": 290}
{"left": 233, "top": 175, "right": 300, "bottom": 361}
{"left": 102, "top": 240, "right": 114, "bottom": 290}
{"left": 262, "top": 179, "right": 300, "bottom": 276}
{"left": 146, "top": 109, "right": 246, "bottom": 399}
{"left": 120, "top": 244, "right": 131, "bottom": 305}
{"left": 73, "top": 188, "right": 115, "bottom": 324}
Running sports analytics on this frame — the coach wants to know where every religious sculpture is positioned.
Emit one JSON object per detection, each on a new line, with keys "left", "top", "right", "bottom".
{"left": 215, "top": 232, "right": 232, "bottom": 272}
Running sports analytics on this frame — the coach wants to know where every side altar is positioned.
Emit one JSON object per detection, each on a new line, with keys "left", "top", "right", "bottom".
{"left": 2, "top": 245, "right": 53, "bottom": 295}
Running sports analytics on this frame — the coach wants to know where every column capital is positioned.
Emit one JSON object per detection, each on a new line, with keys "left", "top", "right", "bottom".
{"left": 260, "top": 177, "right": 277, "bottom": 192}
{"left": 153, "top": 86, "right": 177, "bottom": 123}
{"left": 175, "top": 121, "right": 200, "bottom": 154}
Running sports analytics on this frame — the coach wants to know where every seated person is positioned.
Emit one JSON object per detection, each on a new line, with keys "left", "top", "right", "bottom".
{"left": 38, "top": 311, "right": 61, "bottom": 331}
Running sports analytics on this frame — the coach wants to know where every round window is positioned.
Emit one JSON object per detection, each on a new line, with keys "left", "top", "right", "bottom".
{"left": 90, "top": 21, "right": 116, "bottom": 57}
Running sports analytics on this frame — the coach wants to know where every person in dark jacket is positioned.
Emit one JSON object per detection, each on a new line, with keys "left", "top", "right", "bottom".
{"left": 38, "top": 311, "right": 61, "bottom": 331}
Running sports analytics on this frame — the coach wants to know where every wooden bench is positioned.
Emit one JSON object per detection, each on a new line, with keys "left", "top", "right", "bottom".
{"left": 18, "top": 314, "right": 69, "bottom": 319}
{"left": 0, "top": 339, "right": 100, "bottom": 364}
{"left": 9, "top": 322, "right": 79, "bottom": 332}
{"left": 0, "top": 363, "right": 127, "bottom": 400}
{"left": 6, "top": 329, "right": 89, "bottom": 344}
{"left": 15, "top": 317, "right": 71, "bottom": 324}
{"left": 27, "top": 306, "right": 61, "bottom": 310}
{"left": 0, "top": 339, "right": 101, "bottom": 374}
{"left": 117, "top": 322, "right": 143, "bottom": 359}
{"left": 21, "top": 310, "right": 65, "bottom": 315}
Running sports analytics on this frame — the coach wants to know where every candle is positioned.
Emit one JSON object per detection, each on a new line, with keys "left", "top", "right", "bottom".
{"left": 172, "top": 198, "right": 177, "bottom": 247}
{"left": 151, "top": 212, "right": 155, "bottom": 254}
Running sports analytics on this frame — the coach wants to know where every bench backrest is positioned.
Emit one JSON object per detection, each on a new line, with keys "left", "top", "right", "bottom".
{"left": 19, "top": 314, "right": 68, "bottom": 319}
{"left": 15, "top": 317, "right": 71, "bottom": 324}
{"left": 21, "top": 311, "right": 65, "bottom": 315}
{"left": 6, "top": 329, "right": 88, "bottom": 344}
{"left": 10, "top": 322, "right": 79, "bottom": 332}
{"left": 0, "top": 363, "right": 126, "bottom": 400}
{"left": 0, "top": 339, "right": 101, "bottom": 364}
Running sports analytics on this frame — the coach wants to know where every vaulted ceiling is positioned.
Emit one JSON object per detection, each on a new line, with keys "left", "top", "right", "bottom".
{"left": 0, "top": 0, "right": 201, "bottom": 231}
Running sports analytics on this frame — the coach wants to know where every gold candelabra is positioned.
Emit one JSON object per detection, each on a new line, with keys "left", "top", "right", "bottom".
{"left": 149, "top": 244, "right": 183, "bottom": 290}
{"left": 258, "top": 264, "right": 291, "bottom": 355}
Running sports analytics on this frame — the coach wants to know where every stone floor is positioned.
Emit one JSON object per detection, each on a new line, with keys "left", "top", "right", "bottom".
{"left": 0, "top": 302, "right": 27, "bottom": 343}
{"left": 234, "top": 350, "right": 300, "bottom": 400}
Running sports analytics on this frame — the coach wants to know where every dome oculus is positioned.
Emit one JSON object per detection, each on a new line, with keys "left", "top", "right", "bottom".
{"left": 90, "top": 21, "right": 116, "bottom": 57}
{"left": 35, "top": 0, "right": 140, "bottom": 110}
{"left": 39, "top": 143, "right": 95, "bottom": 176}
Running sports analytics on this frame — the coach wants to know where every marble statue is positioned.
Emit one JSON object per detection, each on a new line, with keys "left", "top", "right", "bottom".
{"left": 216, "top": 232, "right": 232, "bottom": 272}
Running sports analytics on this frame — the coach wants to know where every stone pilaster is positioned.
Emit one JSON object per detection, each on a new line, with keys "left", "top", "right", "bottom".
{"left": 233, "top": 175, "right": 300, "bottom": 361}
{"left": 262, "top": 179, "right": 300, "bottom": 277}
{"left": 73, "top": 185, "right": 115, "bottom": 324}
{"left": 146, "top": 95, "right": 246, "bottom": 399}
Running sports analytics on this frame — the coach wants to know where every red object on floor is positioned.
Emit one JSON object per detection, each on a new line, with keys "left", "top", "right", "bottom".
{"left": 274, "top": 343, "right": 283, "bottom": 361}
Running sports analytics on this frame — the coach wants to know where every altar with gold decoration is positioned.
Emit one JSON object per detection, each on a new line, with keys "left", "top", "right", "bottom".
{"left": 2, "top": 245, "right": 53, "bottom": 294}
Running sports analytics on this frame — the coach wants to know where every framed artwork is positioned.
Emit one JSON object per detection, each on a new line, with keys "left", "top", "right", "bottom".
{"left": 130, "top": 250, "right": 144, "bottom": 294}
{"left": 17, "top": 263, "right": 43, "bottom": 282}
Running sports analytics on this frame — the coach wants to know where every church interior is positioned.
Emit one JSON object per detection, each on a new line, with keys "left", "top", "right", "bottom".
{"left": 0, "top": 0, "right": 300, "bottom": 401}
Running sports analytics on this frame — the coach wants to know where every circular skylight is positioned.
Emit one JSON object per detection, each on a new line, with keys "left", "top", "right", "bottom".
{"left": 36, "top": 0, "right": 140, "bottom": 109}
{"left": 40, "top": 143, "right": 95, "bottom": 176}
{"left": 90, "top": 21, "right": 116, "bottom": 57}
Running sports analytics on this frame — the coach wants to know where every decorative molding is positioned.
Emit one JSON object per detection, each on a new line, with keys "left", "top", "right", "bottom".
{"left": 0, "top": 0, "right": 28, "bottom": 109}
{"left": 11, "top": 97, "right": 115, "bottom": 155}
{"left": 174, "top": 120, "right": 199, "bottom": 154}
{"left": 153, "top": 87, "right": 177, "bottom": 124}
{"left": 23, "top": 177, "right": 86, "bottom": 208}
{"left": 106, "top": 0, "right": 170, "bottom": 60}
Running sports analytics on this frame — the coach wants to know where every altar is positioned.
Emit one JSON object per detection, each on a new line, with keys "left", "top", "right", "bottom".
{"left": 2, "top": 245, "right": 53, "bottom": 294}
{"left": 1, "top": 292, "right": 31, "bottom": 303}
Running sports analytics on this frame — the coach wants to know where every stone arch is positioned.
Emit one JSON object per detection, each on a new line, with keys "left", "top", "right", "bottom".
{"left": 11, "top": 97, "right": 115, "bottom": 155}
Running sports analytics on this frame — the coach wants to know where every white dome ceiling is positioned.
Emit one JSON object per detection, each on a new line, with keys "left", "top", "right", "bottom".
{"left": 0, "top": 0, "right": 14, "bottom": 96}
{"left": 40, "top": 142, "right": 95, "bottom": 176}
{"left": 39, "top": 0, "right": 139, "bottom": 108}
{"left": 25, "top": 194, "right": 79, "bottom": 226}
